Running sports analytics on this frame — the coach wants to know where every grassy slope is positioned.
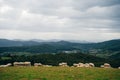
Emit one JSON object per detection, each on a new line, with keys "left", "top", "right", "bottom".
{"left": 0, "top": 67, "right": 120, "bottom": 80}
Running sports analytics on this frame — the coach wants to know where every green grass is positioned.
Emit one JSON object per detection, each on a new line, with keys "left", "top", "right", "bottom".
{"left": 1, "top": 57, "right": 11, "bottom": 60}
{"left": 0, "top": 67, "right": 120, "bottom": 80}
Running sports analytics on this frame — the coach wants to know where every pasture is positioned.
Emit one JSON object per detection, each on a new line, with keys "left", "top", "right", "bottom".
{"left": 0, "top": 67, "right": 120, "bottom": 80}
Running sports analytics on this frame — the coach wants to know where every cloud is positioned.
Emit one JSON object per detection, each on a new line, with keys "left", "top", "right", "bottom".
{"left": 71, "top": 0, "right": 120, "bottom": 10}
{"left": 0, "top": 0, "right": 120, "bottom": 41}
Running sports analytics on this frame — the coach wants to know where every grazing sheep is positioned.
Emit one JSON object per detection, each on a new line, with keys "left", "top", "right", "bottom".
{"left": 59, "top": 62, "right": 68, "bottom": 67}
{"left": 73, "top": 63, "right": 79, "bottom": 67}
{"left": 89, "top": 63, "right": 95, "bottom": 67}
{"left": 6, "top": 63, "right": 12, "bottom": 66}
{"left": 43, "top": 65, "right": 52, "bottom": 67}
{"left": 100, "top": 63, "right": 111, "bottom": 68}
{"left": 13, "top": 62, "right": 31, "bottom": 66}
{"left": 73, "top": 62, "right": 95, "bottom": 67}
{"left": 34, "top": 63, "right": 42, "bottom": 67}
{"left": 84, "top": 63, "right": 90, "bottom": 67}
{"left": 0, "top": 65, "right": 8, "bottom": 67}
{"left": 118, "top": 67, "right": 120, "bottom": 69}
{"left": 104, "top": 63, "right": 111, "bottom": 68}
{"left": 0, "top": 63, "right": 12, "bottom": 67}
{"left": 100, "top": 65, "right": 104, "bottom": 68}
{"left": 78, "top": 63, "right": 84, "bottom": 67}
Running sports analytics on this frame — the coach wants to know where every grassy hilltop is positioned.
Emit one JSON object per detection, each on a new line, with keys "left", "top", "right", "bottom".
{"left": 0, "top": 67, "right": 120, "bottom": 80}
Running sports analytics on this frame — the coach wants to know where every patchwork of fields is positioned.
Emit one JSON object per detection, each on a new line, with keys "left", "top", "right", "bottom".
{"left": 0, "top": 67, "right": 120, "bottom": 80}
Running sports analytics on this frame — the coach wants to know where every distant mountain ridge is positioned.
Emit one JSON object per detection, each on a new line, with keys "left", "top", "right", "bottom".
{"left": 0, "top": 39, "right": 93, "bottom": 47}
{"left": 0, "top": 39, "right": 41, "bottom": 47}
{"left": 0, "top": 39, "right": 120, "bottom": 49}
{"left": 0, "top": 39, "right": 119, "bottom": 67}
{"left": 0, "top": 39, "right": 120, "bottom": 56}
{"left": 0, "top": 39, "right": 120, "bottom": 67}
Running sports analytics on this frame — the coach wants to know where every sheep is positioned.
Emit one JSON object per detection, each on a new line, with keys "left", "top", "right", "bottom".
{"left": 34, "top": 63, "right": 42, "bottom": 67}
{"left": 13, "top": 62, "right": 31, "bottom": 66}
{"left": 0, "top": 63, "right": 12, "bottom": 67}
{"left": 73, "top": 63, "right": 79, "bottom": 67}
{"left": 89, "top": 63, "right": 95, "bottom": 67}
{"left": 118, "top": 67, "right": 120, "bottom": 69}
{"left": 100, "top": 63, "right": 111, "bottom": 68}
{"left": 59, "top": 62, "right": 68, "bottom": 67}
{"left": 104, "top": 63, "right": 111, "bottom": 68}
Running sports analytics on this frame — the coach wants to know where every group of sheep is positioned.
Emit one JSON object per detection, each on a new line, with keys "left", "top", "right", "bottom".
{"left": 0, "top": 63, "right": 12, "bottom": 67}
{"left": 100, "top": 63, "right": 111, "bottom": 68}
{"left": 58, "top": 62, "right": 112, "bottom": 68}
{"left": 34, "top": 62, "right": 95, "bottom": 68}
{"left": 73, "top": 63, "right": 95, "bottom": 67}
{"left": 34, "top": 63, "right": 52, "bottom": 67}
{"left": 13, "top": 62, "right": 31, "bottom": 66}
{"left": 0, "top": 62, "right": 120, "bottom": 69}
{"left": 58, "top": 62, "right": 114, "bottom": 68}
{"left": 59, "top": 62, "right": 68, "bottom": 67}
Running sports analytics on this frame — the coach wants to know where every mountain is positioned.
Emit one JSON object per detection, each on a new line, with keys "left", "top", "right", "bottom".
{"left": 0, "top": 39, "right": 120, "bottom": 67}
{"left": 97, "top": 39, "right": 120, "bottom": 51}
{"left": 68, "top": 40, "right": 93, "bottom": 43}
{"left": 0, "top": 39, "right": 41, "bottom": 47}
{"left": 0, "top": 39, "right": 120, "bottom": 58}
{"left": 0, "top": 39, "right": 93, "bottom": 47}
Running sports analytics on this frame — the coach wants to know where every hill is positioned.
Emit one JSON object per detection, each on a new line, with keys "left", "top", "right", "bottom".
{"left": 0, "top": 39, "right": 120, "bottom": 68}
{"left": 0, "top": 39, "right": 120, "bottom": 58}
{"left": 0, "top": 39, "right": 41, "bottom": 47}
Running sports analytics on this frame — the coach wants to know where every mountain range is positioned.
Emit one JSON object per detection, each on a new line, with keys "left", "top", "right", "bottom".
{"left": 0, "top": 39, "right": 120, "bottom": 58}
{"left": 0, "top": 39, "right": 92, "bottom": 47}
{"left": 0, "top": 38, "right": 120, "bottom": 67}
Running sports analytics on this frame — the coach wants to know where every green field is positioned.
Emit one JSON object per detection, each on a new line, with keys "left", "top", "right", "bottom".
{"left": 0, "top": 67, "right": 120, "bottom": 80}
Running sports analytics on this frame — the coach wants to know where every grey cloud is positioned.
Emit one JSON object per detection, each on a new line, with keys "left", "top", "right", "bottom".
{"left": 72, "top": 0, "right": 120, "bottom": 10}
{"left": 2, "top": 0, "right": 120, "bottom": 19}
{"left": 0, "top": 0, "right": 120, "bottom": 41}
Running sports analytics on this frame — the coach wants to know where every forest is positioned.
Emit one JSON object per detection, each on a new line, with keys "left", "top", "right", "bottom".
{"left": 0, "top": 53, "right": 120, "bottom": 68}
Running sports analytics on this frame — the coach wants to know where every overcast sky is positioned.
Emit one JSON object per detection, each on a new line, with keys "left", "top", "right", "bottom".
{"left": 0, "top": 0, "right": 120, "bottom": 42}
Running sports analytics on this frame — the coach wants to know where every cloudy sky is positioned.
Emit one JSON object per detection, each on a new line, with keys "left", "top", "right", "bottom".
{"left": 0, "top": 0, "right": 120, "bottom": 42}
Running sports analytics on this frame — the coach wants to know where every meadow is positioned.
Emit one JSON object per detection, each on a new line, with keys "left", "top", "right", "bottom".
{"left": 0, "top": 67, "right": 120, "bottom": 80}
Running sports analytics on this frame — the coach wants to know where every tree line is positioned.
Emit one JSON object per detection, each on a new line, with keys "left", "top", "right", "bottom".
{"left": 0, "top": 53, "right": 120, "bottom": 67}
